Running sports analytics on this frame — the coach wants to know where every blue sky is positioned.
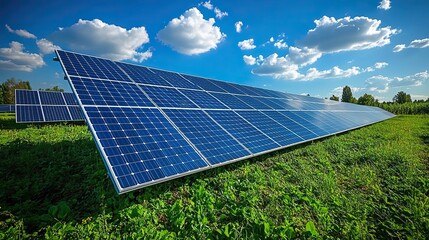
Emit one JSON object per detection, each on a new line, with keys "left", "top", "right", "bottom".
{"left": 1, "top": 0, "right": 428, "bottom": 101}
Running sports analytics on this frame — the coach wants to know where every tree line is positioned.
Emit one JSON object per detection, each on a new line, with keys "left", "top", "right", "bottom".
{"left": 0, "top": 78, "right": 64, "bottom": 104}
{"left": 329, "top": 86, "right": 429, "bottom": 114}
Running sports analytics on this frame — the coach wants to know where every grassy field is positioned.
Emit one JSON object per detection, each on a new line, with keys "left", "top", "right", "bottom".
{"left": 0, "top": 113, "right": 428, "bottom": 239}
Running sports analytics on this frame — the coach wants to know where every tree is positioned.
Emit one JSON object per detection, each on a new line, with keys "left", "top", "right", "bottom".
{"left": 39, "top": 86, "right": 64, "bottom": 92}
{"left": 357, "top": 93, "right": 375, "bottom": 106}
{"left": 341, "top": 86, "right": 353, "bottom": 103}
{"left": 329, "top": 95, "right": 339, "bottom": 101}
{"left": 0, "top": 78, "right": 32, "bottom": 104}
{"left": 393, "top": 91, "right": 412, "bottom": 104}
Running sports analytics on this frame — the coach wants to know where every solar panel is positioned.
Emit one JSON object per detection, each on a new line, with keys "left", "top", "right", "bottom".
{"left": 15, "top": 89, "right": 84, "bottom": 123}
{"left": 0, "top": 104, "right": 15, "bottom": 113}
{"left": 55, "top": 50, "right": 394, "bottom": 194}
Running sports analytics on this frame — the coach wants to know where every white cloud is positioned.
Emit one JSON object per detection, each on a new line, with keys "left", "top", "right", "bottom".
{"left": 0, "top": 41, "right": 45, "bottom": 72}
{"left": 248, "top": 15, "right": 396, "bottom": 81}
{"left": 274, "top": 39, "right": 288, "bottom": 49}
{"left": 409, "top": 38, "right": 429, "bottom": 48}
{"left": 377, "top": 0, "right": 391, "bottom": 10}
{"left": 366, "top": 71, "right": 429, "bottom": 93}
{"left": 200, "top": 1, "right": 228, "bottom": 19}
{"left": 287, "top": 46, "right": 322, "bottom": 66}
{"left": 365, "top": 62, "right": 389, "bottom": 72}
{"left": 157, "top": 8, "right": 226, "bottom": 55}
{"left": 36, "top": 39, "right": 61, "bottom": 55}
{"left": 50, "top": 19, "right": 151, "bottom": 62}
{"left": 238, "top": 39, "right": 256, "bottom": 50}
{"left": 374, "top": 62, "right": 388, "bottom": 69}
{"left": 304, "top": 66, "right": 361, "bottom": 81}
{"left": 301, "top": 16, "right": 398, "bottom": 53}
{"left": 411, "top": 94, "right": 429, "bottom": 101}
{"left": 201, "top": 0, "right": 213, "bottom": 10}
{"left": 5, "top": 24, "right": 36, "bottom": 39}
{"left": 394, "top": 38, "right": 429, "bottom": 52}
{"left": 243, "top": 55, "right": 256, "bottom": 65}
{"left": 250, "top": 50, "right": 387, "bottom": 81}
{"left": 214, "top": 7, "right": 228, "bottom": 19}
{"left": 235, "top": 21, "right": 243, "bottom": 33}
{"left": 393, "top": 44, "right": 406, "bottom": 52}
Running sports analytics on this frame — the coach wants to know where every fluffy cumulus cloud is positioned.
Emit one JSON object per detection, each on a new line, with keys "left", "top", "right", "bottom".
{"left": 274, "top": 39, "right": 288, "bottom": 49}
{"left": 235, "top": 21, "right": 243, "bottom": 33}
{"left": 36, "top": 39, "right": 61, "bottom": 55}
{"left": 201, "top": 0, "right": 213, "bottom": 10}
{"left": 243, "top": 55, "right": 256, "bottom": 65}
{"left": 365, "top": 62, "right": 388, "bottom": 72}
{"left": 0, "top": 41, "right": 45, "bottom": 72}
{"left": 246, "top": 15, "right": 396, "bottom": 81}
{"left": 393, "top": 38, "right": 429, "bottom": 52}
{"left": 214, "top": 7, "right": 228, "bottom": 19}
{"left": 247, "top": 50, "right": 388, "bottom": 81}
{"left": 238, "top": 39, "right": 256, "bottom": 50}
{"left": 200, "top": 1, "right": 228, "bottom": 19}
{"left": 377, "top": 0, "right": 391, "bottom": 10}
{"left": 157, "top": 8, "right": 226, "bottom": 55}
{"left": 5, "top": 24, "right": 36, "bottom": 39}
{"left": 50, "top": 19, "right": 151, "bottom": 62}
{"left": 366, "top": 71, "right": 429, "bottom": 93}
{"left": 301, "top": 16, "right": 398, "bottom": 53}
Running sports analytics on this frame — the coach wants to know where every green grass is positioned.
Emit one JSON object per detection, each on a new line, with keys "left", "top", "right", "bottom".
{"left": 0, "top": 113, "right": 428, "bottom": 239}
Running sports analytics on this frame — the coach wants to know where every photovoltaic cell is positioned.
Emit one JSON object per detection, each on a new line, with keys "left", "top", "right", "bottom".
{"left": 55, "top": 49, "right": 394, "bottom": 194}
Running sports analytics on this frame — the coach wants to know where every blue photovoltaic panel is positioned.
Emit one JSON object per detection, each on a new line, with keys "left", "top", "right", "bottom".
{"left": 181, "top": 74, "right": 227, "bottom": 93}
{"left": 55, "top": 50, "right": 394, "bottom": 194}
{"left": 0, "top": 104, "right": 14, "bottom": 112}
{"left": 262, "top": 111, "right": 318, "bottom": 140}
{"left": 150, "top": 68, "right": 201, "bottom": 90}
{"left": 179, "top": 89, "right": 228, "bottom": 109}
{"left": 16, "top": 105, "right": 43, "bottom": 122}
{"left": 237, "top": 111, "right": 303, "bottom": 146}
{"left": 68, "top": 106, "right": 85, "bottom": 120}
{"left": 210, "top": 92, "right": 253, "bottom": 109}
{"left": 85, "top": 106, "right": 209, "bottom": 189}
{"left": 40, "top": 91, "right": 66, "bottom": 105}
{"left": 234, "top": 95, "right": 272, "bottom": 110}
{"left": 15, "top": 89, "right": 84, "bottom": 123}
{"left": 43, "top": 106, "right": 72, "bottom": 121}
{"left": 164, "top": 109, "right": 250, "bottom": 165}
{"left": 206, "top": 110, "right": 280, "bottom": 153}
{"left": 116, "top": 62, "right": 172, "bottom": 86}
{"left": 15, "top": 89, "right": 40, "bottom": 104}
{"left": 63, "top": 92, "right": 79, "bottom": 105}
{"left": 70, "top": 77, "right": 154, "bottom": 107}
{"left": 140, "top": 85, "right": 197, "bottom": 108}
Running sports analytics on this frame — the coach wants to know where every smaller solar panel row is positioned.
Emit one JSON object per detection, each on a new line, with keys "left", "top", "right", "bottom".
{"left": 15, "top": 90, "right": 85, "bottom": 123}
{"left": 0, "top": 104, "right": 15, "bottom": 113}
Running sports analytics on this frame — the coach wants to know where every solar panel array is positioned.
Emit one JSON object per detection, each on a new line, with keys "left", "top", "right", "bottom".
{"left": 0, "top": 104, "right": 14, "bottom": 113}
{"left": 15, "top": 89, "right": 84, "bottom": 123}
{"left": 56, "top": 50, "right": 395, "bottom": 194}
